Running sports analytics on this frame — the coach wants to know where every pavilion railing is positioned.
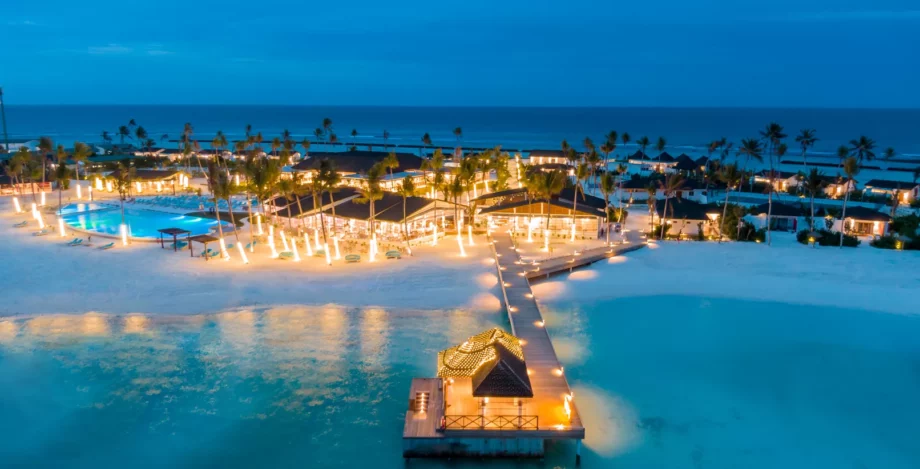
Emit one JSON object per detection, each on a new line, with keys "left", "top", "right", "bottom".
{"left": 443, "top": 415, "right": 538, "bottom": 431}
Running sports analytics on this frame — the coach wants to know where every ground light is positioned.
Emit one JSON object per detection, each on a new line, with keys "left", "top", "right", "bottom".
{"left": 76, "top": 185, "right": 82, "bottom": 199}
{"left": 303, "top": 232, "right": 313, "bottom": 256}
{"left": 570, "top": 223, "right": 575, "bottom": 243}
{"left": 280, "top": 230, "right": 290, "bottom": 252}
{"left": 120, "top": 224, "right": 128, "bottom": 246}
{"left": 268, "top": 225, "right": 278, "bottom": 257}
{"left": 12, "top": 197, "right": 21, "bottom": 213}
{"left": 291, "top": 238, "right": 301, "bottom": 261}
{"left": 219, "top": 238, "right": 231, "bottom": 260}
{"left": 457, "top": 228, "right": 466, "bottom": 257}
{"left": 467, "top": 225, "right": 474, "bottom": 246}
{"left": 256, "top": 214, "right": 263, "bottom": 235}
{"left": 431, "top": 222, "right": 438, "bottom": 246}
{"left": 369, "top": 234, "right": 378, "bottom": 262}
{"left": 333, "top": 236, "right": 341, "bottom": 259}
{"left": 88, "top": 186, "right": 93, "bottom": 201}
{"left": 58, "top": 218, "right": 65, "bottom": 237}
{"left": 236, "top": 243, "right": 250, "bottom": 264}
{"left": 40, "top": 191, "right": 46, "bottom": 206}
{"left": 543, "top": 229, "right": 550, "bottom": 251}
{"left": 313, "top": 228, "right": 321, "bottom": 250}
{"left": 324, "top": 242, "right": 332, "bottom": 265}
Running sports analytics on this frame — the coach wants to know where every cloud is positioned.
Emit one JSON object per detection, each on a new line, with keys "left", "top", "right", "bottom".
{"left": 88, "top": 44, "right": 133, "bottom": 55}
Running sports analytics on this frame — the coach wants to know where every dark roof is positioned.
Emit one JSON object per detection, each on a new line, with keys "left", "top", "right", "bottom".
{"left": 472, "top": 187, "right": 526, "bottom": 202}
{"left": 840, "top": 206, "right": 891, "bottom": 222}
{"left": 479, "top": 197, "right": 603, "bottom": 217}
{"left": 269, "top": 187, "right": 359, "bottom": 216}
{"left": 749, "top": 202, "right": 803, "bottom": 217}
{"left": 654, "top": 198, "right": 716, "bottom": 220}
{"left": 673, "top": 154, "right": 698, "bottom": 171}
{"left": 656, "top": 152, "right": 676, "bottom": 163}
{"left": 864, "top": 179, "right": 919, "bottom": 190}
{"left": 628, "top": 150, "right": 649, "bottom": 160}
{"left": 757, "top": 169, "right": 799, "bottom": 179}
{"left": 188, "top": 234, "right": 220, "bottom": 244}
{"left": 527, "top": 149, "right": 566, "bottom": 158}
{"left": 471, "top": 343, "right": 533, "bottom": 398}
{"left": 321, "top": 191, "right": 440, "bottom": 222}
{"left": 109, "top": 169, "right": 180, "bottom": 181}
{"left": 291, "top": 150, "right": 425, "bottom": 173}
{"left": 695, "top": 156, "right": 709, "bottom": 165}
{"left": 557, "top": 187, "right": 607, "bottom": 210}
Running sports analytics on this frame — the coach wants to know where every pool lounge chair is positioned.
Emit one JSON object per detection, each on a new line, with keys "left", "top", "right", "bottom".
{"left": 65, "top": 238, "right": 83, "bottom": 246}
{"left": 200, "top": 248, "right": 219, "bottom": 258}
{"left": 244, "top": 241, "right": 258, "bottom": 250}
{"left": 345, "top": 254, "right": 361, "bottom": 263}
{"left": 97, "top": 242, "right": 115, "bottom": 250}
{"left": 277, "top": 251, "right": 294, "bottom": 259}
{"left": 12, "top": 221, "right": 27, "bottom": 228}
{"left": 32, "top": 229, "right": 51, "bottom": 237}
{"left": 314, "top": 249, "right": 326, "bottom": 257}
{"left": 173, "top": 241, "right": 189, "bottom": 250}
{"left": 385, "top": 250, "right": 401, "bottom": 260}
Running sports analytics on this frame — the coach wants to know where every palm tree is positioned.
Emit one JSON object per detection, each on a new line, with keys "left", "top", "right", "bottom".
{"left": 645, "top": 182, "right": 656, "bottom": 234}
{"left": 883, "top": 147, "right": 896, "bottom": 161}
{"left": 836, "top": 145, "right": 848, "bottom": 171}
{"left": 655, "top": 137, "right": 667, "bottom": 172}
{"left": 354, "top": 163, "right": 385, "bottom": 253}
{"left": 204, "top": 160, "right": 230, "bottom": 257}
{"left": 760, "top": 122, "right": 787, "bottom": 245}
{"left": 849, "top": 136, "right": 876, "bottom": 163}
{"left": 317, "top": 159, "right": 342, "bottom": 236}
{"left": 636, "top": 136, "right": 650, "bottom": 167}
{"left": 657, "top": 173, "right": 684, "bottom": 239}
{"left": 839, "top": 156, "right": 860, "bottom": 248}
{"left": 383, "top": 151, "right": 399, "bottom": 180}
{"left": 453, "top": 127, "right": 463, "bottom": 157}
{"left": 717, "top": 163, "right": 742, "bottom": 241}
{"left": 38, "top": 136, "right": 53, "bottom": 184}
{"left": 571, "top": 162, "right": 590, "bottom": 232}
{"left": 329, "top": 133, "right": 338, "bottom": 148}
{"left": 135, "top": 126, "right": 148, "bottom": 151}
{"left": 271, "top": 137, "right": 281, "bottom": 158}
{"left": 803, "top": 168, "right": 825, "bottom": 231}
{"left": 421, "top": 132, "right": 432, "bottom": 156}
{"left": 795, "top": 129, "right": 818, "bottom": 168}
{"left": 350, "top": 128, "right": 358, "bottom": 149}
{"left": 53, "top": 145, "right": 71, "bottom": 215}
{"left": 620, "top": 132, "right": 631, "bottom": 160}
{"left": 321, "top": 118, "right": 333, "bottom": 143}
{"left": 109, "top": 163, "right": 135, "bottom": 238}
{"left": 397, "top": 175, "right": 416, "bottom": 254}
{"left": 737, "top": 138, "right": 763, "bottom": 192}
{"left": 275, "top": 178, "right": 296, "bottom": 230}
{"left": 211, "top": 162, "right": 242, "bottom": 253}
{"left": 314, "top": 128, "right": 323, "bottom": 145}
{"left": 615, "top": 163, "right": 628, "bottom": 219}
{"left": 530, "top": 169, "right": 567, "bottom": 231}
{"left": 599, "top": 171, "right": 616, "bottom": 244}
{"left": 117, "top": 126, "right": 131, "bottom": 145}
{"left": 71, "top": 142, "right": 91, "bottom": 180}
{"left": 101, "top": 131, "right": 112, "bottom": 144}
{"left": 382, "top": 130, "right": 390, "bottom": 150}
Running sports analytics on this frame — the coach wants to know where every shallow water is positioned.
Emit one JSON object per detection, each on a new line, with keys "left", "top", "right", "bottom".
{"left": 2, "top": 297, "right": 918, "bottom": 468}
{"left": 542, "top": 295, "right": 920, "bottom": 468}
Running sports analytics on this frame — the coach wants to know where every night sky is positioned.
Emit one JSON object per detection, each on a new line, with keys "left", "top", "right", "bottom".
{"left": 3, "top": 0, "right": 918, "bottom": 107}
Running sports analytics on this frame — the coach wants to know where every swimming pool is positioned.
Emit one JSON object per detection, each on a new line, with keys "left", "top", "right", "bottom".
{"left": 59, "top": 203, "right": 233, "bottom": 239}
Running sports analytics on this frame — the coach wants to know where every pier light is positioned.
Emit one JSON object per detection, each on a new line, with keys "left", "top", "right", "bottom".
{"left": 519, "top": 339, "right": 527, "bottom": 345}
{"left": 527, "top": 368, "right": 533, "bottom": 375}
{"left": 554, "top": 424, "right": 566, "bottom": 431}
{"left": 12, "top": 197, "right": 21, "bottom": 213}
{"left": 553, "top": 367, "right": 564, "bottom": 376}
{"left": 499, "top": 266, "right": 507, "bottom": 271}
{"left": 509, "top": 306, "right": 518, "bottom": 312}
{"left": 525, "top": 293, "right": 533, "bottom": 299}
{"left": 236, "top": 243, "right": 250, "bottom": 264}
{"left": 503, "top": 282, "right": 511, "bottom": 287}
{"left": 517, "top": 272, "right": 525, "bottom": 277}
{"left": 535, "top": 320, "right": 544, "bottom": 328}
{"left": 563, "top": 397, "right": 571, "bottom": 419}
{"left": 57, "top": 218, "right": 65, "bottom": 237}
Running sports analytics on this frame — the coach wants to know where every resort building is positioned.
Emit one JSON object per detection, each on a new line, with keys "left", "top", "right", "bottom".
{"left": 102, "top": 169, "right": 184, "bottom": 194}
{"left": 863, "top": 179, "right": 920, "bottom": 203}
{"left": 833, "top": 206, "right": 891, "bottom": 237}
{"left": 617, "top": 177, "right": 710, "bottom": 203}
{"left": 753, "top": 170, "right": 856, "bottom": 197}
{"left": 627, "top": 151, "right": 677, "bottom": 173}
{"left": 526, "top": 149, "right": 568, "bottom": 166}
{"left": 652, "top": 197, "right": 720, "bottom": 239}
{"left": 473, "top": 187, "right": 607, "bottom": 238}
{"left": 292, "top": 150, "right": 427, "bottom": 187}
{"left": 747, "top": 202, "right": 804, "bottom": 232}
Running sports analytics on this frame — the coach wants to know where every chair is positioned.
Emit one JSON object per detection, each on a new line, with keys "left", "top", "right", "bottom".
{"left": 173, "top": 241, "right": 189, "bottom": 250}
{"left": 314, "top": 249, "right": 326, "bottom": 257}
{"left": 66, "top": 238, "right": 83, "bottom": 246}
{"left": 385, "top": 250, "right": 402, "bottom": 260}
{"left": 278, "top": 251, "right": 294, "bottom": 259}
{"left": 12, "top": 221, "right": 27, "bottom": 228}
{"left": 345, "top": 254, "right": 361, "bottom": 263}
{"left": 32, "top": 229, "right": 51, "bottom": 237}
{"left": 244, "top": 241, "right": 258, "bottom": 250}
{"left": 97, "top": 242, "right": 115, "bottom": 250}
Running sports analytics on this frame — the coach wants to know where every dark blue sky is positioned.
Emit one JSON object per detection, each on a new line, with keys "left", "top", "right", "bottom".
{"left": 3, "top": 1, "right": 918, "bottom": 107}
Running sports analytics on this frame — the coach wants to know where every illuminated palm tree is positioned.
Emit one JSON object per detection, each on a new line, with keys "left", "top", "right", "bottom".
{"left": 397, "top": 175, "right": 416, "bottom": 254}
{"left": 839, "top": 156, "right": 860, "bottom": 247}
{"left": 530, "top": 169, "right": 567, "bottom": 231}
{"left": 38, "top": 136, "right": 53, "bottom": 184}
{"left": 271, "top": 137, "right": 281, "bottom": 158}
{"left": 620, "top": 132, "right": 631, "bottom": 160}
{"left": 53, "top": 145, "right": 71, "bottom": 214}
{"left": 795, "top": 128, "right": 818, "bottom": 168}
{"left": 71, "top": 142, "right": 92, "bottom": 180}
{"left": 737, "top": 138, "right": 763, "bottom": 192}
{"left": 657, "top": 173, "right": 684, "bottom": 239}
{"left": 599, "top": 171, "right": 616, "bottom": 244}
{"left": 355, "top": 162, "right": 385, "bottom": 244}
{"left": 803, "top": 168, "right": 825, "bottom": 231}
{"left": 571, "top": 162, "right": 590, "bottom": 229}
{"left": 717, "top": 163, "right": 742, "bottom": 241}
{"left": 322, "top": 118, "right": 333, "bottom": 143}
{"left": 209, "top": 160, "right": 240, "bottom": 251}
{"left": 318, "top": 159, "right": 342, "bottom": 235}
{"left": 383, "top": 151, "right": 399, "bottom": 180}
{"left": 654, "top": 136, "right": 667, "bottom": 172}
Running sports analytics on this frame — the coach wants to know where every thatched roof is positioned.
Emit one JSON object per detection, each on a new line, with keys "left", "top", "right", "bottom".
{"left": 437, "top": 328, "right": 532, "bottom": 398}
{"left": 291, "top": 150, "right": 425, "bottom": 173}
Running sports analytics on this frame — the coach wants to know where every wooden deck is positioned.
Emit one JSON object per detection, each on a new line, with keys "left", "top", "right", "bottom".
{"left": 523, "top": 232, "right": 646, "bottom": 281}
{"left": 403, "top": 378, "right": 444, "bottom": 439}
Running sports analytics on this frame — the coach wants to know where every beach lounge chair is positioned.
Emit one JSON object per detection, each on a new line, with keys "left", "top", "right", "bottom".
{"left": 244, "top": 241, "right": 258, "bottom": 250}
{"left": 65, "top": 238, "right": 83, "bottom": 246}
{"left": 173, "top": 241, "right": 189, "bottom": 250}
{"left": 385, "top": 250, "right": 401, "bottom": 260}
{"left": 278, "top": 251, "right": 294, "bottom": 259}
{"left": 97, "top": 242, "right": 115, "bottom": 250}
{"left": 314, "top": 249, "right": 326, "bottom": 257}
{"left": 345, "top": 254, "right": 361, "bottom": 263}
{"left": 201, "top": 248, "right": 219, "bottom": 258}
{"left": 12, "top": 221, "right": 27, "bottom": 228}
{"left": 32, "top": 228, "right": 51, "bottom": 237}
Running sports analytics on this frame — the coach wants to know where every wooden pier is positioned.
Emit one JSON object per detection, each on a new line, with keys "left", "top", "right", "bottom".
{"left": 403, "top": 231, "right": 645, "bottom": 463}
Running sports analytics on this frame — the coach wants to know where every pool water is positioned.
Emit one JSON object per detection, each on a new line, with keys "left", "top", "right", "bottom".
{"left": 59, "top": 203, "right": 233, "bottom": 239}
{"left": 1, "top": 298, "right": 918, "bottom": 468}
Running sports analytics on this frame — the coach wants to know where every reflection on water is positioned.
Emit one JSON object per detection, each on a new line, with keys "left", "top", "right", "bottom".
{"left": 0, "top": 307, "right": 507, "bottom": 469}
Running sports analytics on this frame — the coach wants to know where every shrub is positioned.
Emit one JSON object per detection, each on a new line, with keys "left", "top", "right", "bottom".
{"left": 646, "top": 223, "right": 671, "bottom": 240}
{"left": 696, "top": 222, "right": 705, "bottom": 241}
{"left": 737, "top": 222, "right": 766, "bottom": 243}
{"left": 797, "top": 229, "right": 860, "bottom": 247}
{"left": 608, "top": 207, "right": 628, "bottom": 224}
{"left": 871, "top": 235, "right": 920, "bottom": 250}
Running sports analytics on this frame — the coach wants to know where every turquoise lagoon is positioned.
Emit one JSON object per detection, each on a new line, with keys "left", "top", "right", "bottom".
{"left": 1, "top": 296, "right": 918, "bottom": 468}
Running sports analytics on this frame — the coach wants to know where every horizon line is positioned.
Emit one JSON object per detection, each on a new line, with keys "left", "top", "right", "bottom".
{"left": 4, "top": 103, "right": 920, "bottom": 111}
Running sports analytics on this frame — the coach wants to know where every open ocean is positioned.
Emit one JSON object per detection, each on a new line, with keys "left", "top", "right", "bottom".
{"left": 4, "top": 106, "right": 920, "bottom": 159}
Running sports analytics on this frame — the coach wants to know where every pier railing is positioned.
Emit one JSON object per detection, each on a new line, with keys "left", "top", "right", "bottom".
{"left": 443, "top": 415, "right": 538, "bottom": 431}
